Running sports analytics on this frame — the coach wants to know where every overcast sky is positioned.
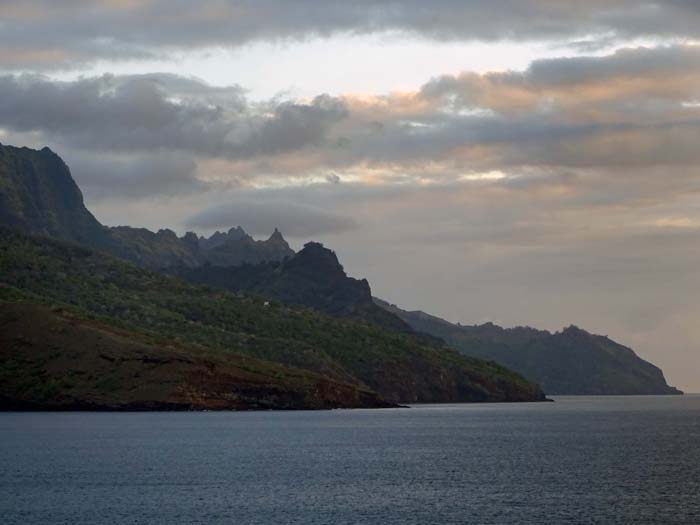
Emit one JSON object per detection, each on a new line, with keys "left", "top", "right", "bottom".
{"left": 1, "top": 1, "right": 698, "bottom": 391}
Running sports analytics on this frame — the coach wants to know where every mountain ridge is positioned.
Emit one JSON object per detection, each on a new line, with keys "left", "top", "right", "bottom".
{"left": 375, "top": 298, "right": 683, "bottom": 395}
{"left": 0, "top": 142, "right": 294, "bottom": 269}
{"left": 174, "top": 241, "right": 414, "bottom": 333}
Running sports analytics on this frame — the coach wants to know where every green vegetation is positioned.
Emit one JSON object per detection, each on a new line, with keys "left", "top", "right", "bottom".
{"left": 0, "top": 302, "right": 390, "bottom": 410}
{"left": 0, "top": 229, "right": 545, "bottom": 404}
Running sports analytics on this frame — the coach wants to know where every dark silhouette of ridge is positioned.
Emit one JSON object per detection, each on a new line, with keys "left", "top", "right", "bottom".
{"left": 375, "top": 298, "right": 683, "bottom": 395}
{"left": 0, "top": 142, "right": 293, "bottom": 269}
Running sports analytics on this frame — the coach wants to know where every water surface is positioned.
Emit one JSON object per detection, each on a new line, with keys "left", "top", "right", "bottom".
{"left": 1, "top": 396, "right": 699, "bottom": 523}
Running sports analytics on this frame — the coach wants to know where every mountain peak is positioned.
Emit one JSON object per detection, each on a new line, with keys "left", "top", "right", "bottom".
{"left": 0, "top": 142, "right": 107, "bottom": 247}
{"left": 559, "top": 325, "right": 589, "bottom": 338}
{"left": 295, "top": 242, "right": 341, "bottom": 268}
{"left": 268, "top": 227, "right": 286, "bottom": 242}
{"left": 227, "top": 225, "right": 248, "bottom": 240}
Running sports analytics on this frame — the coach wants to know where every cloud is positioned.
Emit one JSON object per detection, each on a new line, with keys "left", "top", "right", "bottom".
{"left": 186, "top": 198, "right": 357, "bottom": 237}
{"left": 421, "top": 45, "right": 700, "bottom": 114}
{"left": 2, "top": 45, "right": 700, "bottom": 193}
{"left": 2, "top": 44, "right": 700, "bottom": 221}
{"left": 333, "top": 44, "right": 700, "bottom": 174}
{"left": 66, "top": 151, "right": 206, "bottom": 201}
{"left": 0, "top": 74, "right": 347, "bottom": 158}
{"left": 3, "top": 2, "right": 700, "bottom": 70}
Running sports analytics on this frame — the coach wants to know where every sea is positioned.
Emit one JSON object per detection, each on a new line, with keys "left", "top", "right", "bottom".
{"left": 1, "top": 395, "right": 699, "bottom": 524}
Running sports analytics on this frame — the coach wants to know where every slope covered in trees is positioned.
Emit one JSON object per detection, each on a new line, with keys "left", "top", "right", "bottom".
{"left": 0, "top": 229, "right": 546, "bottom": 407}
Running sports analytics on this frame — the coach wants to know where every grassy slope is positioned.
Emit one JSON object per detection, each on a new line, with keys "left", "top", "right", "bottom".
{"left": 0, "top": 301, "right": 390, "bottom": 410}
{"left": 0, "top": 229, "right": 545, "bottom": 404}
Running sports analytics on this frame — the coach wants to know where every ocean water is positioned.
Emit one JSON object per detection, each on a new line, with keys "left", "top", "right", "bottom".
{"left": 1, "top": 396, "right": 699, "bottom": 524}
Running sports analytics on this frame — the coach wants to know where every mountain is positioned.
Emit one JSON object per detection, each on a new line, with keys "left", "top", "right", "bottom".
{"left": 0, "top": 228, "right": 547, "bottom": 406}
{"left": 375, "top": 299, "right": 683, "bottom": 395}
{"left": 0, "top": 143, "right": 110, "bottom": 247}
{"left": 174, "top": 241, "right": 413, "bottom": 333}
{"left": 0, "top": 143, "right": 293, "bottom": 269}
{"left": 108, "top": 226, "right": 203, "bottom": 268}
{"left": 0, "top": 142, "right": 400, "bottom": 330}
{"left": 197, "top": 227, "right": 294, "bottom": 267}
{"left": 199, "top": 226, "right": 250, "bottom": 250}
{"left": 0, "top": 143, "right": 679, "bottom": 400}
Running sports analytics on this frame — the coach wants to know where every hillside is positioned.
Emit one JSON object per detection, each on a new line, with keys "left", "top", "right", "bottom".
{"left": 0, "top": 302, "right": 391, "bottom": 410}
{"left": 174, "top": 241, "right": 413, "bottom": 333}
{"left": 376, "top": 299, "right": 683, "bottom": 395}
{"left": 0, "top": 228, "right": 547, "bottom": 405}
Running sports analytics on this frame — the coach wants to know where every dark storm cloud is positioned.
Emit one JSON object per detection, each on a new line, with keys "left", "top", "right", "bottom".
{"left": 187, "top": 198, "right": 357, "bottom": 237}
{"left": 234, "top": 96, "right": 348, "bottom": 157}
{"left": 3, "top": 1, "right": 700, "bottom": 69}
{"left": 0, "top": 74, "right": 348, "bottom": 157}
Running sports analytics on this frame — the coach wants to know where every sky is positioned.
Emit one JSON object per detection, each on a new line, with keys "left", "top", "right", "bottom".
{"left": 0, "top": 1, "right": 699, "bottom": 391}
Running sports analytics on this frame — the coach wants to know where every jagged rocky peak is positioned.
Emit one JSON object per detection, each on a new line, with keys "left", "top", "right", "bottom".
{"left": 227, "top": 225, "right": 250, "bottom": 241}
{"left": 559, "top": 325, "right": 589, "bottom": 338}
{"left": 182, "top": 231, "right": 199, "bottom": 243}
{"left": 289, "top": 242, "right": 345, "bottom": 274}
{"left": 268, "top": 227, "right": 286, "bottom": 243}
{"left": 156, "top": 228, "right": 178, "bottom": 240}
{"left": 281, "top": 242, "right": 376, "bottom": 302}
{"left": 198, "top": 225, "right": 254, "bottom": 249}
{"left": 196, "top": 226, "right": 294, "bottom": 266}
